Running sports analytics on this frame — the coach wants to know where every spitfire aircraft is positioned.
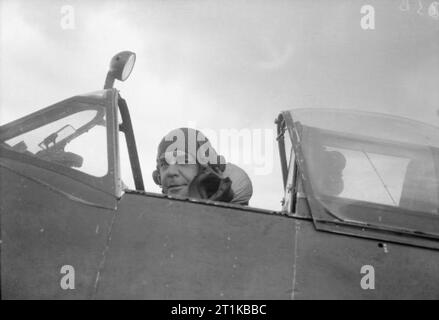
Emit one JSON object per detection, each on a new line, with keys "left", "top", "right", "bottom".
{"left": 1, "top": 51, "right": 438, "bottom": 299}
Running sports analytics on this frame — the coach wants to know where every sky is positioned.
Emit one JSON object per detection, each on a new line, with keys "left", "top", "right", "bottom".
{"left": 1, "top": 0, "right": 438, "bottom": 210}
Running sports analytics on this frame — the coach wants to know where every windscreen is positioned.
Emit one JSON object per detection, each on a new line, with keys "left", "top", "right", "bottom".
{"left": 1, "top": 101, "right": 108, "bottom": 177}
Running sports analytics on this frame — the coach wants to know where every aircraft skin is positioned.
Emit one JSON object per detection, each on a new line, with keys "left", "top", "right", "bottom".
{"left": 1, "top": 89, "right": 438, "bottom": 299}
{"left": 2, "top": 169, "right": 439, "bottom": 299}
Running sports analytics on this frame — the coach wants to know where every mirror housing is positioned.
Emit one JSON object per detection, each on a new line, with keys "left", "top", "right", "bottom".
{"left": 104, "top": 51, "right": 136, "bottom": 89}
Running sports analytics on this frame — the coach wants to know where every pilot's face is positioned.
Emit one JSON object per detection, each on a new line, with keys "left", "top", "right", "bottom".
{"left": 158, "top": 152, "right": 199, "bottom": 197}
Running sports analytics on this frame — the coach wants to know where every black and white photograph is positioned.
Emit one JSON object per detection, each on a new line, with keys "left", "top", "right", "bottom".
{"left": 0, "top": 0, "right": 438, "bottom": 303}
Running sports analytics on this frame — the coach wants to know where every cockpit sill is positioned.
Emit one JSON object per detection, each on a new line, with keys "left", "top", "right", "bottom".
{"left": 314, "top": 217, "right": 439, "bottom": 251}
{"left": 124, "top": 188, "right": 296, "bottom": 218}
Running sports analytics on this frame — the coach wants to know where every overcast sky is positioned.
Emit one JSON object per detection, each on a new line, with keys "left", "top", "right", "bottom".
{"left": 1, "top": 0, "right": 438, "bottom": 210}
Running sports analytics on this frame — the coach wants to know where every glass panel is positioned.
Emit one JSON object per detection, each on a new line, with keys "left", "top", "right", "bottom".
{"left": 4, "top": 108, "right": 108, "bottom": 177}
{"left": 324, "top": 147, "right": 410, "bottom": 207}
{"left": 288, "top": 109, "right": 439, "bottom": 232}
{"left": 289, "top": 109, "right": 439, "bottom": 148}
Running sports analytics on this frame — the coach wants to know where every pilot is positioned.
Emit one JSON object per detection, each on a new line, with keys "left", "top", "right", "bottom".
{"left": 152, "top": 128, "right": 253, "bottom": 205}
